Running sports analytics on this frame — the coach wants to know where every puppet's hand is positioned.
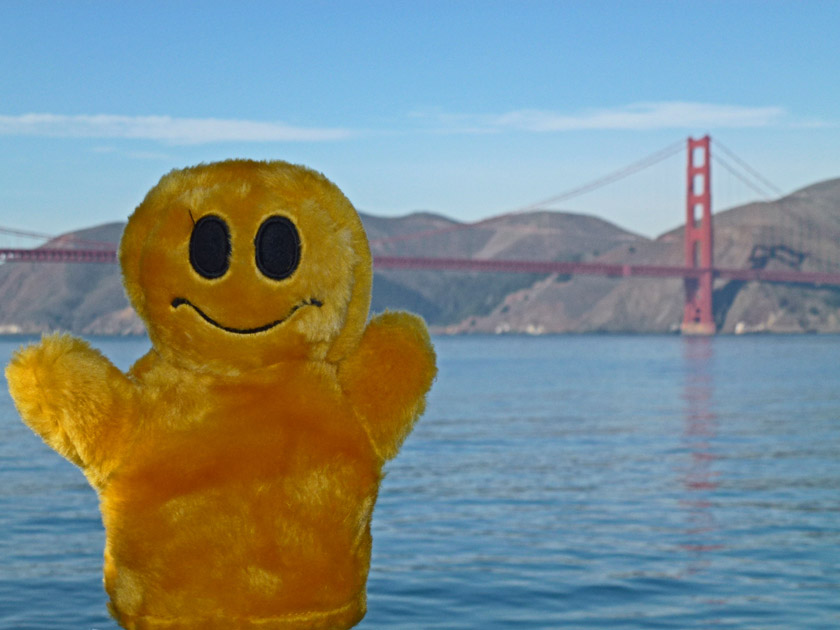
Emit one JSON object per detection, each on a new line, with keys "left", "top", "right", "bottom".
{"left": 338, "top": 311, "right": 436, "bottom": 460}
{"left": 5, "top": 333, "right": 135, "bottom": 486}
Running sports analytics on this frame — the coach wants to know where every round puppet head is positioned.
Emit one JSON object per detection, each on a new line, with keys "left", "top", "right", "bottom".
{"left": 120, "top": 160, "right": 372, "bottom": 374}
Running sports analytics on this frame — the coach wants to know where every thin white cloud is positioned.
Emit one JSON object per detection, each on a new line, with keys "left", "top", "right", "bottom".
{"left": 91, "top": 145, "right": 172, "bottom": 160}
{"left": 0, "top": 113, "right": 353, "bottom": 144}
{"left": 417, "top": 101, "right": 790, "bottom": 133}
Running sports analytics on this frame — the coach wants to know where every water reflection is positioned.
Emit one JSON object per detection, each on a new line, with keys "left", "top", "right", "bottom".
{"left": 679, "top": 337, "right": 724, "bottom": 579}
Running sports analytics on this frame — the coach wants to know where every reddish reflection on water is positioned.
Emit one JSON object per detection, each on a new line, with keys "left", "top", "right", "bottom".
{"left": 679, "top": 338, "right": 725, "bottom": 578}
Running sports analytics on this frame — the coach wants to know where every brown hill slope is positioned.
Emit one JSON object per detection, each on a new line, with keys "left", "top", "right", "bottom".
{"left": 0, "top": 210, "right": 645, "bottom": 334}
{"left": 451, "top": 178, "right": 840, "bottom": 334}
{"left": 368, "top": 211, "right": 646, "bottom": 324}
{"left": 0, "top": 223, "right": 143, "bottom": 335}
{"left": 1, "top": 178, "right": 839, "bottom": 335}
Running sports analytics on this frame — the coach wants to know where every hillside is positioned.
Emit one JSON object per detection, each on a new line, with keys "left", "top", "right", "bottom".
{"left": 0, "top": 223, "right": 143, "bottom": 335}
{"left": 368, "top": 210, "right": 646, "bottom": 325}
{"left": 1, "top": 177, "right": 839, "bottom": 335}
{"left": 449, "top": 178, "right": 840, "bottom": 334}
{"left": 0, "top": 210, "right": 646, "bottom": 335}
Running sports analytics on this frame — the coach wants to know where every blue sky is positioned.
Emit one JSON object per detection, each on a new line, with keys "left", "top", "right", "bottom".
{"left": 2, "top": 1, "right": 839, "bottom": 239}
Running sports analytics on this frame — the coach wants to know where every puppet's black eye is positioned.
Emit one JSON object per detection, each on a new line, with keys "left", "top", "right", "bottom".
{"left": 189, "top": 215, "right": 231, "bottom": 279}
{"left": 255, "top": 216, "right": 301, "bottom": 280}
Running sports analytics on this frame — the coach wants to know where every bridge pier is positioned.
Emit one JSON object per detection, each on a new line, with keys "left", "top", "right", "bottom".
{"left": 682, "top": 136, "right": 715, "bottom": 335}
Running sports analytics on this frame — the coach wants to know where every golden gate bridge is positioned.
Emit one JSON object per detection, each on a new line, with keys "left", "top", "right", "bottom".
{"left": 2, "top": 135, "right": 840, "bottom": 334}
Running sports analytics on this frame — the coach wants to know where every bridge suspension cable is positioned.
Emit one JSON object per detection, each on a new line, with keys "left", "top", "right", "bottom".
{"left": 712, "top": 153, "right": 777, "bottom": 200}
{"left": 708, "top": 138, "right": 840, "bottom": 274}
{"left": 370, "top": 139, "right": 685, "bottom": 245}
{"left": 711, "top": 139, "right": 784, "bottom": 198}
{"left": 511, "top": 139, "right": 684, "bottom": 213}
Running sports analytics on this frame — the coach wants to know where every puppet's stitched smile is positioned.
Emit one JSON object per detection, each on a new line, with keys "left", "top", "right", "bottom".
{"left": 170, "top": 297, "right": 323, "bottom": 335}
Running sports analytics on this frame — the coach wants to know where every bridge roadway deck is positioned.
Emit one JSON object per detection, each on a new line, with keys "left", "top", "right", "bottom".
{"left": 2, "top": 248, "right": 840, "bottom": 288}
{"left": 373, "top": 256, "right": 840, "bottom": 287}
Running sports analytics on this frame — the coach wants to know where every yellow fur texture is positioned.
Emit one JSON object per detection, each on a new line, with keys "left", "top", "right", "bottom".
{"left": 5, "top": 160, "right": 437, "bottom": 629}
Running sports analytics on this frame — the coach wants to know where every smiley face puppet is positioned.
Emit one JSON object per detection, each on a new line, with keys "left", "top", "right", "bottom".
{"left": 5, "top": 160, "right": 437, "bottom": 629}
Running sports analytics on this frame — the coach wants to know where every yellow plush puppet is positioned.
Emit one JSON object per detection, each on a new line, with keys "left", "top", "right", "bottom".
{"left": 5, "top": 160, "right": 436, "bottom": 629}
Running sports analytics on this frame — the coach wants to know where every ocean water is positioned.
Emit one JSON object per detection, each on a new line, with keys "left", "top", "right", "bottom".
{"left": 1, "top": 334, "right": 838, "bottom": 630}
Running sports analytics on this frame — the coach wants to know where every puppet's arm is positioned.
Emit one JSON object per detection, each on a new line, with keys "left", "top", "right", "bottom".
{"left": 5, "top": 333, "right": 136, "bottom": 487}
{"left": 338, "top": 311, "right": 436, "bottom": 460}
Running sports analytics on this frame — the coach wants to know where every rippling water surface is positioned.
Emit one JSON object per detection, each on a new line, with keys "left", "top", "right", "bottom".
{"left": 1, "top": 335, "right": 839, "bottom": 629}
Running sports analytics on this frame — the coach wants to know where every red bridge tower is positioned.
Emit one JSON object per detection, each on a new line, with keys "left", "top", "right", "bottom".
{"left": 681, "top": 135, "right": 715, "bottom": 335}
